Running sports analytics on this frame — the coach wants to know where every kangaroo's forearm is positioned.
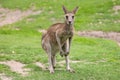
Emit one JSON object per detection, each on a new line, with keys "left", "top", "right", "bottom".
{"left": 55, "top": 33, "right": 63, "bottom": 52}
{"left": 66, "top": 39, "right": 69, "bottom": 52}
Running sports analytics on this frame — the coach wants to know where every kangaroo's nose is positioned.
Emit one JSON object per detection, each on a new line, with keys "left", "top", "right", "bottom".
{"left": 69, "top": 21, "right": 71, "bottom": 24}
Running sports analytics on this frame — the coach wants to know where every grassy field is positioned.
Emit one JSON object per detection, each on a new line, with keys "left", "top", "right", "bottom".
{"left": 0, "top": 0, "right": 120, "bottom": 80}
{"left": 0, "top": 0, "right": 120, "bottom": 32}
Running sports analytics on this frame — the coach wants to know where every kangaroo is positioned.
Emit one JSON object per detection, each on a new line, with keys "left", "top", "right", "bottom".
{"left": 41, "top": 6, "right": 78, "bottom": 73}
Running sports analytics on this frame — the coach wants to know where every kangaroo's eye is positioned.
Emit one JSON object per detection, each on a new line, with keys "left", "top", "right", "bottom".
{"left": 72, "top": 16, "right": 74, "bottom": 19}
{"left": 66, "top": 16, "right": 68, "bottom": 19}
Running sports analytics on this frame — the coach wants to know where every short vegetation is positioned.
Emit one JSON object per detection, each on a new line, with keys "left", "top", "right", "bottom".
{"left": 0, "top": 0, "right": 120, "bottom": 80}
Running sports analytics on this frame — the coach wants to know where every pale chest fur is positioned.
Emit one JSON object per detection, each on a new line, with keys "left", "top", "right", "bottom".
{"left": 60, "top": 29, "right": 73, "bottom": 44}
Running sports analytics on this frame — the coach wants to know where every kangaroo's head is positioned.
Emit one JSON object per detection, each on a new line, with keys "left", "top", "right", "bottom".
{"left": 62, "top": 6, "right": 78, "bottom": 25}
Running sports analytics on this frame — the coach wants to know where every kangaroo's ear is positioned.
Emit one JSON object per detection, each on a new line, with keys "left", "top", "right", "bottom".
{"left": 62, "top": 5, "right": 68, "bottom": 14}
{"left": 73, "top": 6, "right": 79, "bottom": 14}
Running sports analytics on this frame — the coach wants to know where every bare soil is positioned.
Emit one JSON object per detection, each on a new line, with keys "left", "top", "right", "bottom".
{"left": 35, "top": 62, "right": 46, "bottom": 70}
{"left": 0, "top": 73, "right": 12, "bottom": 80}
{"left": 0, "top": 7, "right": 41, "bottom": 27}
{"left": 113, "top": 5, "right": 120, "bottom": 14}
{"left": 58, "top": 59, "right": 107, "bottom": 66}
{"left": 77, "top": 31, "right": 120, "bottom": 46}
{"left": 0, "top": 60, "right": 30, "bottom": 76}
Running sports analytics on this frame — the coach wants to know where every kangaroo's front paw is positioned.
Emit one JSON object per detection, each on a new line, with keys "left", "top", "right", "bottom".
{"left": 60, "top": 52, "right": 64, "bottom": 57}
{"left": 64, "top": 52, "right": 69, "bottom": 56}
{"left": 60, "top": 50, "right": 65, "bottom": 57}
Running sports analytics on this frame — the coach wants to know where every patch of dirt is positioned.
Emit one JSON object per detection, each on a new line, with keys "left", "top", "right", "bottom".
{"left": 77, "top": 31, "right": 120, "bottom": 46}
{"left": 58, "top": 60, "right": 85, "bottom": 64}
{"left": 113, "top": 5, "right": 120, "bottom": 14}
{"left": 0, "top": 7, "right": 42, "bottom": 27}
{"left": 58, "top": 59, "right": 107, "bottom": 65}
{"left": 57, "top": 60, "right": 85, "bottom": 67}
{"left": 0, "top": 73, "right": 12, "bottom": 80}
{"left": 35, "top": 62, "right": 46, "bottom": 70}
{"left": 0, "top": 60, "right": 30, "bottom": 76}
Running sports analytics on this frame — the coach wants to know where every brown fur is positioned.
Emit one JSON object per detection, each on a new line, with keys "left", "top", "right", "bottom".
{"left": 42, "top": 22, "right": 73, "bottom": 54}
{"left": 41, "top": 6, "right": 78, "bottom": 73}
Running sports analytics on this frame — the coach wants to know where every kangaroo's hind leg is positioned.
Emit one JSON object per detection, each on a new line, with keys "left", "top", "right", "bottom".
{"left": 44, "top": 41, "right": 54, "bottom": 73}
{"left": 51, "top": 54, "right": 56, "bottom": 69}
{"left": 47, "top": 49, "right": 54, "bottom": 73}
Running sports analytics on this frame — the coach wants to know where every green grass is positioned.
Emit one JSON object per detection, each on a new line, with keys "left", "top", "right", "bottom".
{"left": 0, "top": 31, "right": 120, "bottom": 80}
{"left": 0, "top": 0, "right": 120, "bottom": 31}
{"left": 0, "top": 0, "right": 120, "bottom": 80}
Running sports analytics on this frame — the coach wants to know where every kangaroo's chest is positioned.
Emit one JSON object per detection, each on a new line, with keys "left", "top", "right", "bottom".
{"left": 63, "top": 30, "right": 73, "bottom": 37}
{"left": 60, "top": 30, "right": 73, "bottom": 42}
